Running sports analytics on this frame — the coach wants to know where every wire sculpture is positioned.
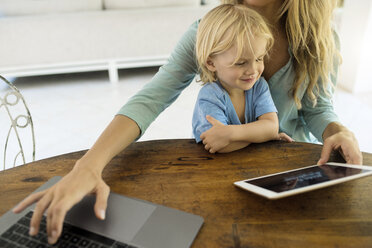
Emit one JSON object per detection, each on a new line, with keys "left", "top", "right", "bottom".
{"left": 0, "top": 75, "right": 35, "bottom": 170}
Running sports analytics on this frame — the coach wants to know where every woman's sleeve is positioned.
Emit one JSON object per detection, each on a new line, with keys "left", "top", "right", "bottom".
{"left": 301, "top": 31, "right": 341, "bottom": 142}
{"left": 117, "top": 21, "right": 199, "bottom": 137}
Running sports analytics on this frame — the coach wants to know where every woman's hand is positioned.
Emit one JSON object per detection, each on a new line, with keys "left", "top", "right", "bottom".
{"left": 11, "top": 115, "right": 140, "bottom": 245}
{"left": 12, "top": 161, "right": 110, "bottom": 245}
{"left": 200, "top": 115, "right": 232, "bottom": 153}
{"left": 318, "top": 124, "right": 362, "bottom": 165}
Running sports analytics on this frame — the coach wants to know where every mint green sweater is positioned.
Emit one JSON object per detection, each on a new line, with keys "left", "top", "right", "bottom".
{"left": 118, "top": 21, "right": 339, "bottom": 143}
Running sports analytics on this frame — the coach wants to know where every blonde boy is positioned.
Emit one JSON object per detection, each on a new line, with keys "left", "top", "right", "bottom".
{"left": 192, "top": 4, "right": 284, "bottom": 153}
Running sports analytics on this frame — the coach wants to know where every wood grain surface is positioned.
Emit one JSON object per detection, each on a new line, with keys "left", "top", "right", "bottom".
{"left": 1, "top": 139, "right": 372, "bottom": 248}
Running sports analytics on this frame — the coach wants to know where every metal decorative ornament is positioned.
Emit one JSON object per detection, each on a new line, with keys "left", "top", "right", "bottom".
{"left": 0, "top": 75, "right": 35, "bottom": 169}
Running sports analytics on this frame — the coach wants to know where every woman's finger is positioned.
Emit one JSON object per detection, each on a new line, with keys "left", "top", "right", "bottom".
{"left": 204, "top": 144, "right": 210, "bottom": 151}
{"left": 13, "top": 190, "right": 47, "bottom": 214}
{"left": 47, "top": 199, "right": 70, "bottom": 244}
{"left": 341, "top": 145, "right": 363, "bottom": 165}
{"left": 317, "top": 139, "right": 334, "bottom": 165}
{"left": 94, "top": 183, "right": 110, "bottom": 220}
{"left": 29, "top": 191, "right": 53, "bottom": 236}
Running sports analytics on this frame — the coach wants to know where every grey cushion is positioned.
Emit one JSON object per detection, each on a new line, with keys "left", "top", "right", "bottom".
{"left": 0, "top": 6, "right": 211, "bottom": 68}
{"left": 103, "top": 0, "right": 200, "bottom": 10}
{"left": 0, "top": 0, "right": 103, "bottom": 16}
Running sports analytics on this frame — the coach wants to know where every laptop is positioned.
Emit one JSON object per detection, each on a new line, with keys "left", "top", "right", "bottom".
{"left": 0, "top": 176, "right": 204, "bottom": 248}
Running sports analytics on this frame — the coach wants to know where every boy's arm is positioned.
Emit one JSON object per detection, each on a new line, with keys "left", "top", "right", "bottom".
{"left": 230, "top": 112, "right": 279, "bottom": 143}
{"left": 201, "top": 112, "right": 279, "bottom": 153}
{"left": 216, "top": 141, "right": 251, "bottom": 153}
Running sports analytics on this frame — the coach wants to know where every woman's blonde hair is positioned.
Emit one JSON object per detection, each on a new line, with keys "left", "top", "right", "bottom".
{"left": 196, "top": 4, "right": 274, "bottom": 83}
{"left": 222, "top": 0, "right": 341, "bottom": 108}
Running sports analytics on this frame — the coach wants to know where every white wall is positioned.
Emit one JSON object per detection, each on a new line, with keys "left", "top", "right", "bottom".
{"left": 338, "top": 0, "right": 372, "bottom": 93}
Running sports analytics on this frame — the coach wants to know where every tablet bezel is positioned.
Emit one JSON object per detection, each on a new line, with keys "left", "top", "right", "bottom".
{"left": 234, "top": 162, "right": 372, "bottom": 200}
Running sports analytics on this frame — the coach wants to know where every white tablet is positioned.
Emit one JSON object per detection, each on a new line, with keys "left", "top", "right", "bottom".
{"left": 234, "top": 162, "right": 372, "bottom": 199}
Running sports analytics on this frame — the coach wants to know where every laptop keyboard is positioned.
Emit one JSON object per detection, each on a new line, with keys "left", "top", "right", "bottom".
{"left": 0, "top": 211, "right": 138, "bottom": 248}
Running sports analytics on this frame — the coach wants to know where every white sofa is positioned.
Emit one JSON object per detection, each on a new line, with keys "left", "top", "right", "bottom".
{"left": 0, "top": 0, "right": 214, "bottom": 83}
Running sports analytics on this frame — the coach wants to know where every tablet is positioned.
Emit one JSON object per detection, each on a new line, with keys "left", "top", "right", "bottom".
{"left": 234, "top": 162, "right": 372, "bottom": 199}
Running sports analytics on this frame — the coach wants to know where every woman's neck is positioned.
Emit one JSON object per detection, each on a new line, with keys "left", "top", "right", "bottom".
{"left": 244, "top": 1, "right": 283, "bottom": 28}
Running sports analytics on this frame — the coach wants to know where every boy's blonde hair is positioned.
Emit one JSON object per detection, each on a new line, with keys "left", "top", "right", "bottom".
{"left": 222, "top": 0, "right": 341, "bottom": 108}
{"left": 196, "top": 4, "right": 274, "bottom": 83}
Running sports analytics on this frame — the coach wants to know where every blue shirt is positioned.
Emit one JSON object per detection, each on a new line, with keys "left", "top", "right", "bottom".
{"left": 118, "top": 21, "right": 339, "bottom": 143}
{"left": 192, "top": 78, "right": 277, "bottom": 143}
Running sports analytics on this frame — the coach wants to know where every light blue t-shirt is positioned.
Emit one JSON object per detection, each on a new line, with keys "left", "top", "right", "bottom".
{"left": 118, "top": 21, "right": 339, "bottom": 143}
{"left": 192, "top": 78, "right": 277, "bottom": 143}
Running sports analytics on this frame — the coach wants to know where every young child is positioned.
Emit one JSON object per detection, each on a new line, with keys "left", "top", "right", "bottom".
{"left": 193, "top": 4, "right": 287, "bottom": 153}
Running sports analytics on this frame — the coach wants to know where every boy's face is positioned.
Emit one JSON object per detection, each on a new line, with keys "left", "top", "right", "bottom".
{"left": 206, "top": 35, "right": 267, "bottom": 94}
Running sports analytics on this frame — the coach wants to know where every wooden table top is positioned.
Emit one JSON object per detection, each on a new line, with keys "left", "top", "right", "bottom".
{"left": 1, "top": 139, "right": 372, "bottom": 247}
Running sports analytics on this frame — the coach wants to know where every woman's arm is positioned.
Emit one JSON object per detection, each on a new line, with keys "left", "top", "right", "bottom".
{"left": 301, "top": 91, "right": 362, "bottom": 165}
{"left": 119, "top": 21, "right": 199, "bottom": 137}
{"left": 13, "top": 21, "right": 201, "bottom": 245}
{"left": 300, "top": 32, "right": 362, "bottom": 165}
{"left": 300, "top": 29, "right": 361, "bottom": 165}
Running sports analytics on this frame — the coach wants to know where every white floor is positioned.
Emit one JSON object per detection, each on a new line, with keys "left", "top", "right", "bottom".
{"left": 2, "top": 67, "right": 372, "bottom": 169}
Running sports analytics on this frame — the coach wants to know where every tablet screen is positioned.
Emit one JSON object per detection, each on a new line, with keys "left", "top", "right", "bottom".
{"left": 246, "top": 164, "right": 367, "bottom": 193}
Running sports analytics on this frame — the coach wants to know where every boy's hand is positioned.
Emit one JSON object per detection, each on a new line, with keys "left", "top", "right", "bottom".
{"left": 276, "top": 132, "right": 294, "bottom": 142}
{"left": 200, "top": 115, "right": 232, "bottom": 153}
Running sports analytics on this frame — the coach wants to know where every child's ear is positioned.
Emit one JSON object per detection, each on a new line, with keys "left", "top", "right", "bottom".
{"left": 205, "top": 57, "right": 216, "bottom": 72}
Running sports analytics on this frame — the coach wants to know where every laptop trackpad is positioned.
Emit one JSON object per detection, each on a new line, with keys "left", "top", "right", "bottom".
{"left": 65, "top": 193, "right": 156, "bottom": 242}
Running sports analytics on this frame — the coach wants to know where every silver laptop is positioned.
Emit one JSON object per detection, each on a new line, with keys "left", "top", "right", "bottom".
{"left": 0, "top": 176, "right": 204, "bottom": 248}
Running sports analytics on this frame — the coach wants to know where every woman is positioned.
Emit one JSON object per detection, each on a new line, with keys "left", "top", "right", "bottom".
{"left": 14, "top": 0, "right": 362, "bottom": 244}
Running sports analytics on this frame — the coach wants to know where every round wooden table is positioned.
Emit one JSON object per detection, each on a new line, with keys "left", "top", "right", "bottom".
{"left": 1, "top": 139, "right": 372, "bottom": 247}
